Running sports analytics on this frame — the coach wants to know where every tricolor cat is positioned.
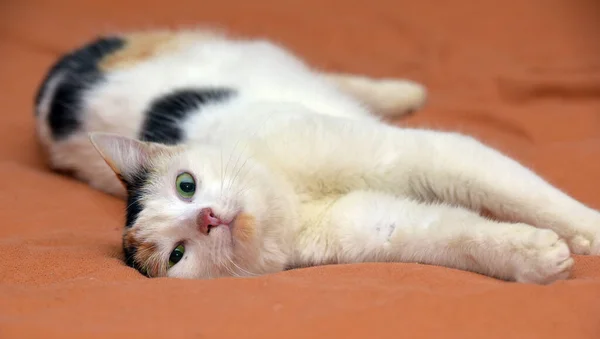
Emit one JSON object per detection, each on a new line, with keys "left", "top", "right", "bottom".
{"left": 35, "top": 28, "right": 600, "bottom": 284}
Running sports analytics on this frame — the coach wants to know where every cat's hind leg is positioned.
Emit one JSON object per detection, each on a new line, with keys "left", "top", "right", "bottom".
{"left": 293, "top": 191, "right": 573, "bottom": 284}
{"left": 323, "top": 73, "right": 427, "bottom": 117}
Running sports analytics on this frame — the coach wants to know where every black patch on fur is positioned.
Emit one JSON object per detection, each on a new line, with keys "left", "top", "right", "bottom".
{"left": 34, "top": 36, "right": 126, "bottom": 141}
{"left": 122, "top": 168, "right": 150, "bottom": 229}
{"left": 122, "top": 244, "right": 149, "bottom": 277}
{"left": 121, "top": 166, "right": 151, "bottom": 276}
{"left": 139, "top": 88, "right": 235, "bottom": 145}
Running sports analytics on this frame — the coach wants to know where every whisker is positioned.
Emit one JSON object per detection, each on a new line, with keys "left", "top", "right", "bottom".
{"left": 220, "top": 145, "right": 224, "bottom": 199}
{"left": 228, "top": 256, "right": 259, "bottom": 277}
{"left": 232, "top": 163, "right": 258, "bottom": 196}
{"left": 223, "top": 137, "right": 244, "bottom": 193}
{"left": 222, "top": 113, "right": 276, "bottom": 194}
{"left": 227, "top": 151, "right": 252, "bottom": 194}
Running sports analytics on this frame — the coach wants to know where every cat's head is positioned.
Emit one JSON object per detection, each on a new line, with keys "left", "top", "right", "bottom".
{"left": 89, "top": 133, "right": 295, "bottom": 279}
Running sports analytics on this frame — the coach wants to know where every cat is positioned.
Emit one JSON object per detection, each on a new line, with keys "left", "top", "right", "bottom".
{"left": 35, "top": 28, "right": 600, "bottom": 284}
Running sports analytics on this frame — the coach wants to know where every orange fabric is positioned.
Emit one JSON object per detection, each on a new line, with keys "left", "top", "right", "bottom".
{"left": 1, "top": 0, "right": 600, "bottom": 338}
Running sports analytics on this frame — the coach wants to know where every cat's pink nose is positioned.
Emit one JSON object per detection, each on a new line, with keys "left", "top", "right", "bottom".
{"left": 197, "top": 208, "right": 231, "bottom": 235}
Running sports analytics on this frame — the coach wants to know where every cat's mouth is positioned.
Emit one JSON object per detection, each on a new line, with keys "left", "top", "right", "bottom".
{"left": 206, "top": 223, "right": 230, "bottom": 235}
{"left": 208, "top": 225, "right": 234, "bottom": 248}
{"left": 202, "top": 212, "right": 256, "bottom": 264}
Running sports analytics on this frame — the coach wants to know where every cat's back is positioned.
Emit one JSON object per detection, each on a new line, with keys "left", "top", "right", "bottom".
{"left": 35, "top": 29, "right": 326, "bottom": 144}
{"left": 33, "top": 28, "right": 367, "bottom": 197}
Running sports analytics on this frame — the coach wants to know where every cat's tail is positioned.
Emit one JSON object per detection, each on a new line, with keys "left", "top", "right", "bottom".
{"left": 324, "top": 73, "right": 428, "bottom": 118}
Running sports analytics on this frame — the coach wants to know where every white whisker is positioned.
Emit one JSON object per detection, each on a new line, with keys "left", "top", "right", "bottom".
{"left": 228, "top": 256, "right": 259, "bottom": 277}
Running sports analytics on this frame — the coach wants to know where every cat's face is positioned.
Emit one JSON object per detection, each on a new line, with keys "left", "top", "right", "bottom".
{"left": 90, "top": 133, "right": 295, "bottom": 279}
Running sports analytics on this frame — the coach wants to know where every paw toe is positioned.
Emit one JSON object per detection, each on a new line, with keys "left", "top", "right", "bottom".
{"left": 590, "top": 233, "right": 600, "bottom": 256}
{"left": 515, "top": 234, "right": 574, "bottom": 284}
{"left": 568, "top": 235, "right": 591, "bottom": 255}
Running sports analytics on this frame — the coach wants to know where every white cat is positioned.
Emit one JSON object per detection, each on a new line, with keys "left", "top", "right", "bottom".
{"left": 35, "top": 28, "right": 600, "bottom": 284}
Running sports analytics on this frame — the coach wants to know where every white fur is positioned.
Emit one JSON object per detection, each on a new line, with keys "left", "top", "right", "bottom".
{"left": 185, "top": 109, "right": 600, "bottom": 276}
{"left": 36, "top": 31, "right": 426, "bottom": 198}
{"left": 39, "top": 29, "right": 600, "bottom": 284}
{"left": 90, "top": 106, "right": 600, "bottom": 284}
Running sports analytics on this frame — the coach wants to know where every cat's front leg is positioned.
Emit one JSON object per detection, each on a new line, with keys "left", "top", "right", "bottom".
{"left": 292, "top": 191, "right": 574, "bottom": 284}
{"left": 391, "top": 129, "right": 600, "bottom": 255}
{"left": 257, "top": 112, "right": 599, "bottom": 255}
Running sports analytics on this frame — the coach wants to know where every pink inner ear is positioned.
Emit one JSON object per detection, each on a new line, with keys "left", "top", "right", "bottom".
{"left": 89, "top": 132, "right": 151, "bottom": 176}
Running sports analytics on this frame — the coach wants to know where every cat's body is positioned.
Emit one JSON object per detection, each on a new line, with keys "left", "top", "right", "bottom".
{"left": 35, "top": 29, "right": 425, "bottom": 198}
{"left": 35, "top": 28, "right": 600, "bottom": 284}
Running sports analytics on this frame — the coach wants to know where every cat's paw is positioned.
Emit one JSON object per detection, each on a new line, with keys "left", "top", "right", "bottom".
{"left": 562, "top": 221, "right": 600, "bottom": 255}
{"left": 593, "top": 232, "right": 600, "bottom": 255}
{"left": 553, "top": 208, "right": 600, "bottom": 255}
{"left": 513, "top": 229, "right": 574, "bottom": 284}
{"left": 371, "top": 79, "right": 427, "bottom": 116}
{"left": 566, "top": 234, "right": 594, "bottom": 255}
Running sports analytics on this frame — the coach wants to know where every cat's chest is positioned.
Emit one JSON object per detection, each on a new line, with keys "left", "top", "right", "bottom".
{"left": 180, "top": 98, "right": 373, "bottom": 147}
{"left": 184, "top": 107, "right": 382, "bottom": 198}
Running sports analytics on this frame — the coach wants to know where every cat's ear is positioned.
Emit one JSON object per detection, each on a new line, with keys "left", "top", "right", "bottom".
{"left": 88, "top": 133, "right": 153, "bottom": 180}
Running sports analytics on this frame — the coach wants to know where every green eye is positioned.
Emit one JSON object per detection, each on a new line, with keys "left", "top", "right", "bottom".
{"left": 168, "top": 244, "right": 185, "bottom": 268}
{"left": 176, "top": 172, "right": 196, "bottom": 199}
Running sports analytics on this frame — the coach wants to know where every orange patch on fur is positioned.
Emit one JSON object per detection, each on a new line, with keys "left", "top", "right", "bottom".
{"left": 122, "top": 228, "right": 140, "bottom": 248}
{"left": 135, "top": 241, "right": 163, "bottom": 277}
{"left": 232, "top": 213, "right": 256, "bottom": 243}
{"left": 98, "top": 30, "right": 223, "bottom": 71}
{"left": 123, "top": 228, "right": 163, "bottom": 277}
{"left": 99, "top": 32, "right": 181, "bottom": 71}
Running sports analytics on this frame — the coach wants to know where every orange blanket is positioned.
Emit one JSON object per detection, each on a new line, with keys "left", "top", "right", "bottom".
{"left": 1, "top": 0, "right": 599, "bottom": 338}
